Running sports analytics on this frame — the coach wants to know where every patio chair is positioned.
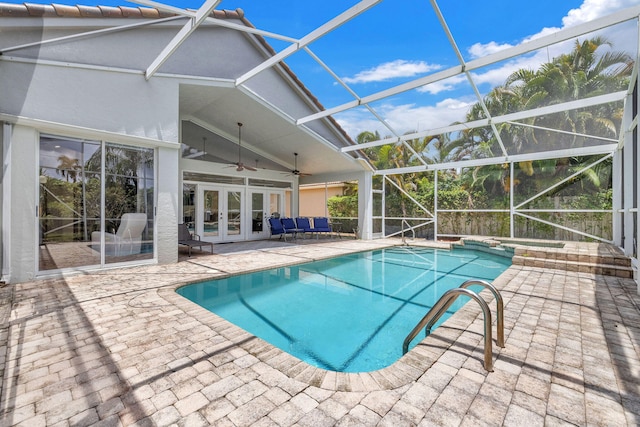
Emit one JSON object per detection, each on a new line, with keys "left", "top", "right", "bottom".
{"left": 268, "top": 217, "right": 286, "bottom": 240}
{"left": 178, "top": 223, "right": 213, "bottom": 256}
{"left": 91, "top": 212, "right": 148, "bottom": 256}
{"left": 312, "top": 217, "right": 333, "bottom": 238}
{"left": 295, "top": 217, "right": 315, "bottom": 239}
{"left": 281, "top": 217, "right": 303, "bottom": 240}
{"left": 268, "top": 217, "right": 297, "bottom": 241}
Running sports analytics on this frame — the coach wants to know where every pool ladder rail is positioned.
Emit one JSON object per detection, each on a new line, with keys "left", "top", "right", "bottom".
{"left": 402, "top": 279, "right": 504, "bottom": 372}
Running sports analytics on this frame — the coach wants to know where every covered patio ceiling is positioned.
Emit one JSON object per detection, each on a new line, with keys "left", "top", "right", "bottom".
{"left": 179, "top": 84, "right": 365, "bottom": 178}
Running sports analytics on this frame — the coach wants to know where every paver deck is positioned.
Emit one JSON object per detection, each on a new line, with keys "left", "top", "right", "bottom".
{"left": 0, "top": 238, "right": 639, "bottom": 426}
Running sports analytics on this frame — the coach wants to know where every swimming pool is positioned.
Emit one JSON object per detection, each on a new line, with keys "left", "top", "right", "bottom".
{"left": 177, "top": 246, "right": 511, "bottom": 372}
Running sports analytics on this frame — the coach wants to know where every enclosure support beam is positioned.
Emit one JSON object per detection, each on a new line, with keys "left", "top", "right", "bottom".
{"left": 145, "top": 0, "right": 222, "bottom": 80}
{"left": 235, "top": 0, "right": 381, "bottom": 86}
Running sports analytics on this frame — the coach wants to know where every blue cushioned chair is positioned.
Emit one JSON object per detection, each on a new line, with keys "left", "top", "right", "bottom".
{"left": 295, "top": 217, "right": 314, "bottom": 239}
{"left": 281, "top": 217, "right": 303, "bottom": 240}
{"left": 268, "top": 217, "right": 286, "bottom": 240}
{"left": 313, "top": 217, "right": 333, "bottom": 238}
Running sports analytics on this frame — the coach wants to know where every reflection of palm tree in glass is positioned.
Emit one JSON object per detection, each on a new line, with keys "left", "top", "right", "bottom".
{"left": 85, "top": 144, "right": 153, "bottom": 224}
{"left": 57, "top": 155, "right": 80, "bottom": 182}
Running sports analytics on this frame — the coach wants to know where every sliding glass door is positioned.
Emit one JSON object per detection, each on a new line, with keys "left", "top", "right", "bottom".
{"left": 38, "top": 135, "right": 155, "bottom": 271}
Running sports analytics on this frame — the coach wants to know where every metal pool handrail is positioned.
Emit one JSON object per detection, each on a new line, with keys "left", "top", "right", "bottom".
{"left": 402, "top": 282, "right": 505, "bottom": 372}
{"left": 401, "top": 219, "right": 415, "bottom": 244}
{"left": 459, "top": 279, "right": 504, "bottom": 348}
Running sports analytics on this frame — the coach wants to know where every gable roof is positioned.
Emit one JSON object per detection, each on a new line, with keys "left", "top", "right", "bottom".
{"left": 0, "top": 3, "right": 366, "bottom": 175}
{"left": 0, "top": 2, "right": 356, "bottom": 151}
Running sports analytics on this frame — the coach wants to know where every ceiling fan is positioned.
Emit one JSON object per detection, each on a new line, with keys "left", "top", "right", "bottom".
{"left": 284, "top": 152, "right": 312, "bottom": 177}
{"left": 229, "top": 122, "right": 257, "bottom": 172}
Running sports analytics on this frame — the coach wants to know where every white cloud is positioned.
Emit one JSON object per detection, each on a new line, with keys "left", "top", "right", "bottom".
{"left": 417, "top": 74, "right": 466, "bottom": 95}
{"left": 562, "top": 0, "right": 640, "bottom": 28}
{"left": 336, "top": 98, "right": 476, "bottom": 140}
{"left": 425, "top": 0, "right": 639, "bottom": 96}
{"left": 337, "top": 0, "right": 639, "bottom": 137}
{"left": 468, "top": 41, "right": 515, "bottom": 59}
{"left": 466, "top": 0, "right": 639, "bottom": 66}
{"left": 342, "top": 60, "right": 441, "bottom": 84}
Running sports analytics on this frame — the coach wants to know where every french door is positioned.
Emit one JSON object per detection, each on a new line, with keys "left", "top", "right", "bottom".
{"left": 249, "top": 190, "right": 284, "bottom": 239}
{"left": 198, "top": 186, "right": 244, "bottom": 242}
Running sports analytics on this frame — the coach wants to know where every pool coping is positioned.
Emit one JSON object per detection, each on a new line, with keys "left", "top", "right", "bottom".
{"left": 158, "top": 240, "right": 515, "bottom": 392}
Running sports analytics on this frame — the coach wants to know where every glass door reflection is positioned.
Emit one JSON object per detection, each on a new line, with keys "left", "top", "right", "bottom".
{"left": 225, "top": 190, "right": 242, "bottom": 237}
{"left": 202, "top": 189, "right": 220, "bottom": 239}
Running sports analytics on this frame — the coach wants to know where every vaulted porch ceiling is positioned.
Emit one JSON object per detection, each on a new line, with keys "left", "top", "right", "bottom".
{"left": 179, "top": 84, "right": 365, "bottom": 178}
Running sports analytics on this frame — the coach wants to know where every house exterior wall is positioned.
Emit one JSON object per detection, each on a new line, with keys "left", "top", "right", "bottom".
{"left": 299, "top": 184, "right": 344, "bottom": 217}
{"left": 0, "top": 20, "right": 187, "bottom": 282}
{"left": 0, "top": 124, "right": 4, "bottom": 279}
{"left": 0, "top": 14, "right": 360, "bottom": 282}
{"left": 0, "top": 59, "right": 180, "bottom": 142}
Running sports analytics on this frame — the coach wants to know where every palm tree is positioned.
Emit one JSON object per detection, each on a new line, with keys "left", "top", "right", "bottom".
{"left": 460, "top": 37, "right": 631, "bottom": 200}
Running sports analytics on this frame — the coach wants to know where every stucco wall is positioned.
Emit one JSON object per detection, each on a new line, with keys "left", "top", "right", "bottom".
{"left": 4, "top": 125, "right": 38, "bottom": 283}
{"left": 157, "top": 146, "right": 179, "bottom": 265}
{"left": 299, "top": 185, "right": 344, "bottom": 217}
{"left": 0, "top": 62, "right": 179, "bottom": 142}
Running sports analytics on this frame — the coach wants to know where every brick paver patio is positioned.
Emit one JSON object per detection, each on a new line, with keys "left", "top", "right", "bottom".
{"left": 0, "top": 238, "right": 639, "bottom": 426}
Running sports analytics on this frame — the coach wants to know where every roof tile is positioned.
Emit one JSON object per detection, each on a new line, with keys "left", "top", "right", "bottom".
{"left": 0, "top": 2, "right": 177, "bottom": 18}
{"left": 118, "top": 6, "right": 141, "bottom": 18}
{"left": 0, "top": 2, "right": 29, "bottom": 16}
{"left": 97, "top": 5, "right": 124, "bottom": 18}
{"left": 52, "top": 3, "right": 81, "bottom": 17}
{"left": 23, "top": 2, "right": 50, "bottom": 16}
{"left": 77, "top": 4, "right": 103, "bottom": 18}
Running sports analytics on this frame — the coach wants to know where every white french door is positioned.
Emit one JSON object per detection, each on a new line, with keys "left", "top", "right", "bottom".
{"left": 248, "top": 190, "right": 284, "bottom": 239}
{"left": 198, "top": 185, "right": 245, "bottom": 242}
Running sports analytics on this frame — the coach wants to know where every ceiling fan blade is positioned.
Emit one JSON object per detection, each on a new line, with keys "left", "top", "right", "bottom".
{"left": 233, "top": 162, "right": 257, "bottom": 172}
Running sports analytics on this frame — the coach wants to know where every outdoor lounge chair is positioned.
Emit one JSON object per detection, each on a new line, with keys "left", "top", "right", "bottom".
{"left": 281, "top": 217, "right": 303, "bottom": 239}
{"left": 313, "top": 217, "right": 333, "bottom": 238}
{"left": 268, "top": 217, "right": 296, "bottom": 241}
{"left": 268, "top": 217, "right": 285, "bottom": 239}
{"left": 91, "top": 212, "right": 148, "bottom": 256}
{"left": 295, "top": 217, "right": 316, "bottom": 239}
{"left": 178, "top": 223, "right": 213, "bottom": 256}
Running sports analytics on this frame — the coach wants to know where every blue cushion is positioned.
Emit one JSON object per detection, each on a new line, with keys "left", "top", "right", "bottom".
{"left": 313, "top": 217, "right": 332, "bottom": 232}
{"left": 268, "top": 217, "right": 284, "bottom": 234}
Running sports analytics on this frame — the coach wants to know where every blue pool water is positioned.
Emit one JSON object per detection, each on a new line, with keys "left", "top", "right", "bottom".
{"left": 177, "top": 246, "right": 511, "bottom": 372}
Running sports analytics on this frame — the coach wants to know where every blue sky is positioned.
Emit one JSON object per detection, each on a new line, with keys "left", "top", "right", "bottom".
{"left": 21, "top": 0, "right": 640, "bottom": 138}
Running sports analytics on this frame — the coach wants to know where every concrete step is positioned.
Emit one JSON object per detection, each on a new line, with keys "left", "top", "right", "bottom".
{"left": 456, "top": 236, "right": 633, "bottom": 278}
{"left": 511, "top": 255, "right": 634, "bottom": 278}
